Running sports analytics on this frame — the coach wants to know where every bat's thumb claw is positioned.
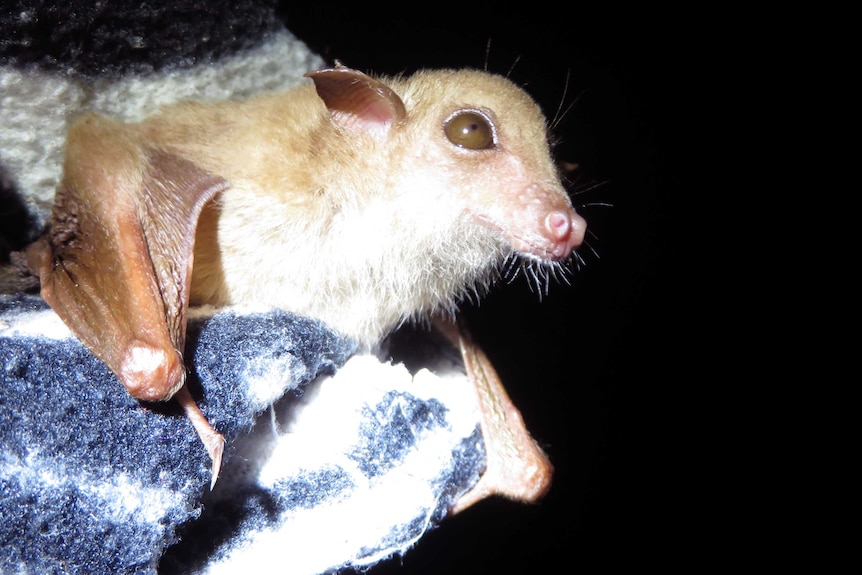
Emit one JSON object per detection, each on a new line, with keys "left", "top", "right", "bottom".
{"left": 174, "top": 385, "right": 225, "bottom": 490}
{"left": 206, "top": 433, "right": 226, "bottom": 490}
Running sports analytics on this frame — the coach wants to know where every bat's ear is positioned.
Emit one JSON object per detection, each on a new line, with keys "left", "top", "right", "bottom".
{"left": 306, "top": 65, "right": 406, "bottom": 140}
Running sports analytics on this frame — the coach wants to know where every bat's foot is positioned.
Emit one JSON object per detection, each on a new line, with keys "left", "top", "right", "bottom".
{"left": 436, "top": 318, "right": 554, "bottom": 515}
{"left": 174, "top": 386, "right": 225, "bottom": 489}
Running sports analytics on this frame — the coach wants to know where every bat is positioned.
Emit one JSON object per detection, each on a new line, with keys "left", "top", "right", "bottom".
{"left": 24, "top": 64, "right": 587, "bottom": 505}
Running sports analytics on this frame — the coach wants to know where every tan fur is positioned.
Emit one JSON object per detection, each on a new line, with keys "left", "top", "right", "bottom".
{"left": 47, "top": 68, "right": 585, "bottom": 350}
{"left": 95, "top": 68, "right": 586, "bottom": 348}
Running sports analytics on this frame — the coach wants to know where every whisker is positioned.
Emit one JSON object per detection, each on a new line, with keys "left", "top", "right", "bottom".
{"left": 545, "top": 263, "right": 559, "bottom": 288}
{"left": 582, "top": 240, "right": 600, "bottom": 261}
{"left": 550, "top": 68, "right": 571, "bottom": 131}
{"left": 549, "top": 67, "right": 587, "bottom": 134}
{"left": 531, "top": 270, "right": 544, "bottom": 300}
{"left": 506, "top": 55, "right": 521, "bottom": 80}
{"left": 579, "top": 201, "right": 614, "bottom": 208}
{"left": 502, "top": 255, "right": 521, "bottom": 283}
{"left": 529, "top": 262, "right": 551, "bottom": 299}
{"left": 570, "top": 179, "right": 609, "bottom": 196}
{"left": 542, "top": 265, "right": 552, "bottom": 297}
{"left": 554, "top": 261, "right": 573, "bottom": 286}
{"left": 522, "top": 263, "right": 536, "bottom": 293}
{"left": 550, "top": 89, "right": 586, "bottom": 133}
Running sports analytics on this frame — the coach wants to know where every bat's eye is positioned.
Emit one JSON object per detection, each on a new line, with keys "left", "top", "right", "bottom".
{"left": 444, "top": 111, "right": 495, "bottom": 150}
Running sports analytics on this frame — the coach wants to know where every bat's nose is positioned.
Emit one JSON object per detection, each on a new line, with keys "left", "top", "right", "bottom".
{"left": 545, "top": 209, "right": 586, "bottom": 259}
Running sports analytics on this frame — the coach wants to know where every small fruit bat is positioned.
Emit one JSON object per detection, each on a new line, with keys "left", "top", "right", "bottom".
{"left": 25, "top": 64, "right": 586, "bottom": 507}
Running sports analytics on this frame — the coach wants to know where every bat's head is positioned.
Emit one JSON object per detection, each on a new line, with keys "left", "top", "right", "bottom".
{"left": 305, "top": 66, "right": 588, "bottom": 338}
{"left": 308, "top": 66, "right": 586, "bottom": 264}
{"left": 405, "top": 70, "right": 586, "bottom": 265}
{"left": 387, "top": 68, "right": 587, "bottom": 287}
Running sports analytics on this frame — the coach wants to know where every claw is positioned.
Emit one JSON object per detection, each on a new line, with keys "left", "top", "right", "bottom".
{"left": 174, "top": 386, "right": 225, "bottom": 489}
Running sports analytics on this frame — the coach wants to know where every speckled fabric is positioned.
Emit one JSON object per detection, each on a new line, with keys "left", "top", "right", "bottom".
{"left": 1, "top": 294, "right": 485, "bottom": 574}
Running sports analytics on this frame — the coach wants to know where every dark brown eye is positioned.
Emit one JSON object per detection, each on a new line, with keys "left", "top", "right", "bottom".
{"left": 444, "top": 111, "right": 495, "bottom": 149}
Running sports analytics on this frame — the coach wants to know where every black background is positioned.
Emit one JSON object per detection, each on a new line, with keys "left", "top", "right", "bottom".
{"left": 278, "top": 5, "right": 696, "bottom": 573}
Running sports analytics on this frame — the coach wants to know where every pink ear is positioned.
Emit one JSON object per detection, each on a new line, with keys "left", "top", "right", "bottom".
{"left": 306, "top": 66, "right": 406, "bottom": 138}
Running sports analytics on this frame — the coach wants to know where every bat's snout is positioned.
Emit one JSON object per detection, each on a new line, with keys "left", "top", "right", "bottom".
{"left": 476, "top": 186, "right": 588, "bottom": 262}
{"left": 545, "top": 209, "right": 586, "bottom": 260}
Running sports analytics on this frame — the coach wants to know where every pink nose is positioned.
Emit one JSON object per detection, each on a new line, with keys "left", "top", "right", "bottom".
{"left": 545, "top": 210, "right": 587, "bottom": 259}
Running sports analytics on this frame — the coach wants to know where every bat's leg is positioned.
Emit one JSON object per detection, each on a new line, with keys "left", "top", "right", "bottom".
{"left": 436, "top": 318, "right": 553, "bottom": 514}
{"left": 174, "top": 386, "right": 225, "bottom": 489}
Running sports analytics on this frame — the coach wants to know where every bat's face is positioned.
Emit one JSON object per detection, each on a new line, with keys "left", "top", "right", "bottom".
{"left": 384, "top": 69, "right": 586, "bottom": 265}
